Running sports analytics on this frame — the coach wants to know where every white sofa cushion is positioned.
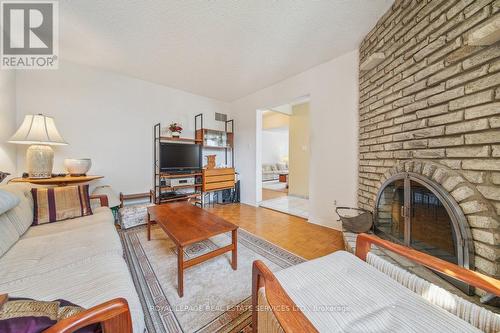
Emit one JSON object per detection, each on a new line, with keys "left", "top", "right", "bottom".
{"left": 0, "top": 214, "right": 20, "bottom": 257}
{"left": 0, "top": 189, "right": 19, "bottom": 214}
{"left": 0, "top": 254, "right": 145, "bottom": 333}
{"left": 0, "top": 207, "right": 122, "bottom": 284}
{"left": 0, "top": 184, "right": 34, "bottom": 257}
{"left": 274, "top": 251, "right": 480, "bottom": 332}
{"left": 0, "top": 184, "right": 34, "bottom": 237}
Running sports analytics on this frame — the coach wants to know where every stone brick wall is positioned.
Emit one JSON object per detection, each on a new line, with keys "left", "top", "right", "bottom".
{"left": 358, "top": 0, "right": 500, "bottom": 278}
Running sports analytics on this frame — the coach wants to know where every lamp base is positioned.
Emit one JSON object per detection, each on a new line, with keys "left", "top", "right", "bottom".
{"left": 27, "top": 145, "right": 54, "bottom": 178}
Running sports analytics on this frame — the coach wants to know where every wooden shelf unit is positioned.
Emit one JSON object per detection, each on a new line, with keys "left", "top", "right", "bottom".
{"left": 159, "top": 136, "right": 202, "bottom": 143}
{"left": 155, "top": 171, "right": 202, "bottom": 204}
{"left": 158, "top": 172, "right": 202, "bottom": 178}
{"left": 202, "top": 145, "right": 232, "bottom": 149}
{"left": 154, "top": 116, "right": 236, "bottom": 206}
{"left": 159, "top": 184, "right": 202, "bottom": 190}
{"left": 157, "top": 193, "right": 201, "bottom": 203}
{"left": 195, "top": 129, "right": 234, "bottom": 149}
{"left": 194, "top": 114, "right": 235, "bottom": 169}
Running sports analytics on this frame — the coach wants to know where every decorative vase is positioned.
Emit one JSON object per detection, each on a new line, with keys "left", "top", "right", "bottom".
{"left": 171, "top": 131, "right": 180, "bottom": 138}
{"left": 206, "top": 155, "right": 216, "bottom": 169}
{"left": 64, "top": 158, "right": 92, "bottom": 176}
{"left": 27, "top": 145, "right": 54, "bottom": 178}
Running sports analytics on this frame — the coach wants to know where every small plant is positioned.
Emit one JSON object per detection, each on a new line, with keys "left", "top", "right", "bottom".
{"left": 169, "top": 123, "right": 183, "bottom": 136}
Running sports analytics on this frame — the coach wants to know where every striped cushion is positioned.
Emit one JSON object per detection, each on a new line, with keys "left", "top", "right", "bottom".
{"left": 274, "top": 251, "right": 481, "bottom": 332}
{"left": 366, "top": 252, "right": 500, "bottom": 333}
{"left": 31, "top": 185, "right": 93, "bottom": 225}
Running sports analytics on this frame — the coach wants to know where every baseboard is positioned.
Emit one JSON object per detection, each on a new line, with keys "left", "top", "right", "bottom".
{"left": 307, "top": 216, "right": 342, "bottom": 231}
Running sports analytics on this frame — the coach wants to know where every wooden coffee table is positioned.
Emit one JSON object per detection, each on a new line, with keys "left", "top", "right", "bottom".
{"left": 147, "top": 202, "right": 238, "bottom": 297}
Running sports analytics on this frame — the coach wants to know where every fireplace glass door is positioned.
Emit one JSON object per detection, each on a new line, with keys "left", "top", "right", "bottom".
{"left": 376, "top": 179, "right": 405, "bottom": 243}
{"left": 409, "top": 180, "right": 458, "bottom": 264}
{"left": 374, "top": 173, "right": 473, "bottom": 294}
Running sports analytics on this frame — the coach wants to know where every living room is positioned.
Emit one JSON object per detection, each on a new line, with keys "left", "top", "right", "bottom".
{"left": 1, "top": 0, "right": 500, "bottom": 332}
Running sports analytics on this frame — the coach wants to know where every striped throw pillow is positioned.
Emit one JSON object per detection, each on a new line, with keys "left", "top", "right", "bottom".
{"left": 31, "top": 185, "right": 93, "bottom": 225}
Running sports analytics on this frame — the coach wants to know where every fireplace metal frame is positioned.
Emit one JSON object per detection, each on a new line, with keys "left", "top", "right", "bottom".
{"left": 374, "top": 172, "right": 475, "bottom": 295}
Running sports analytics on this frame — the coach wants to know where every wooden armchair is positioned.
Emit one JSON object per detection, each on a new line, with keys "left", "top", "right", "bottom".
{"left": 0, "top": 296, "right": 132, "bottom": 333}
{"left": 89, "top": 194, "right": 109, "bottom": 207}
{"left": 252, "top": 233, "right": 500, "bottom": 333}
{"left": 44, "top": 298, "right": 132, "bottom": 333}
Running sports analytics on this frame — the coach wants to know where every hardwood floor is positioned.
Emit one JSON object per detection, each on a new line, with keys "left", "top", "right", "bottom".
{"left": 206, "top": 203, "right": 345, "bottom": 260}
{"left": 262, "top": 188, "right": 288, "bottom": 200}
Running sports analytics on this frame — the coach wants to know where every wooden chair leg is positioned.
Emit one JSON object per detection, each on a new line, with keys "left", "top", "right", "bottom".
{"left": 178, "top": 246, "right": 184, "bottom": 297}
{"left": 147, "top": 213, "right": 151, "bottom": 241}
{"left": 232, "top": 229, "right": 237, "bottom": 270}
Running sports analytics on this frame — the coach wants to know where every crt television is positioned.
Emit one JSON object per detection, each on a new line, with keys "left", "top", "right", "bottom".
{"left": 159, "top": 143, "right": 201, "bottom": 172}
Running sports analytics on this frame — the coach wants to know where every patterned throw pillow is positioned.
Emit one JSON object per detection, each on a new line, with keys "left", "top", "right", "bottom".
{"left": 31, "top": 185, "right": 93, "bottom": 225}
{"left": 0, "top": 295, "right": 99, "bottom": 333}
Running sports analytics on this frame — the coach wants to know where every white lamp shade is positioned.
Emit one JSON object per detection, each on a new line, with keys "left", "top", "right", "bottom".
{"left": 9, "top": 114, "right": 67, "bottom": 145}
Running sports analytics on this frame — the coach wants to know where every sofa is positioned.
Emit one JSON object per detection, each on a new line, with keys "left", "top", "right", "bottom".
{"left": 262, "top": 163, "right": 288, "bottom": 182}
{"left": 0, "top": 183, "right": 145, "bottom": 332}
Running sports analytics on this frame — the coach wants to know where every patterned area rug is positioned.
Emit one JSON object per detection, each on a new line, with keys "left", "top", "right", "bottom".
{"left": 120, "top": 225, "right": 305, "bottom": 333}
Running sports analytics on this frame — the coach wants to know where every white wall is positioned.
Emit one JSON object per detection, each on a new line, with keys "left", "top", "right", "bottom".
{"left": 15, "top": 61, "right": 231, "bottom": 194}
{"left": 232, "top": 50, "right": 359, "bottom": 229}
{"left": 288, "top": 102, "right": 309, "bottom": 198}
{"left": 261, "top": 129, "right": 288, "bottom": 165}
{"left": 0, "top": 71, "right": 17, "bottom": 180}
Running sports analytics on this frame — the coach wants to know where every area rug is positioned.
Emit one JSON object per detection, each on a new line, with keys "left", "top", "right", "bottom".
{"left": 120, "top": 225, "right": 305, "bottom": 333}
{"left": 262, "top": 181, "right": 287, "bottom": 192}
{"left": 119, "top": 203, "right": 153, "bottom": 229}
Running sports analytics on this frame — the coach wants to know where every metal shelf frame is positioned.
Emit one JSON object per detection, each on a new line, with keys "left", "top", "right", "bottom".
{"left": 153, "top": 115, "right": 235, "bottom": 205}
{"left": 153, "top": 122, "right": 202, "bottom": 205}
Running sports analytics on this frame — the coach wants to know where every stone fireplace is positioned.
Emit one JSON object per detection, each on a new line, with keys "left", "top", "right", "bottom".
{"left": 374, "top": 160, "right": 479, "bottom": 294}
{"left": 357, "top": 0, "right": 500, "bottom": 294}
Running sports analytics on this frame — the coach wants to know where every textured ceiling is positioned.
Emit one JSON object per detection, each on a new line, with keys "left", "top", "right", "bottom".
{"left": 59, "top": 0, "right": 393, "bottom": 101}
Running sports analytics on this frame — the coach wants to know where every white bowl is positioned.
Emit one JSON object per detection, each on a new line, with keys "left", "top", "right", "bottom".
{"left": 64, "top": 158, "right": 92, "bottom": 176}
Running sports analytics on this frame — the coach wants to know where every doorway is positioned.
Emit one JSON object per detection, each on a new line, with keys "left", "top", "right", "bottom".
{"left": 257, "top": 99, "right": 310, "bottom": 219}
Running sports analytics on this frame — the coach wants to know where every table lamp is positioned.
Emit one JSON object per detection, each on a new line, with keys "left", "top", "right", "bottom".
{"left": 9, "top": 114, "right": 67, "bottom": 178}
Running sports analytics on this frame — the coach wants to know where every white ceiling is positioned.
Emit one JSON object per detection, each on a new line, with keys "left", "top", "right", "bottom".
{"left": 59, "top": 0, "right": 393, "bottom": 102}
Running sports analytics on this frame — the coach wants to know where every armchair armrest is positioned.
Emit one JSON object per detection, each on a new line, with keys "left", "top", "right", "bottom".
{"left": 0, "top": 293, "right": 7, "bottom": 307}
{"left": 355, "top": 233, "right": 500, "bottom": 296}
{"left": 89, "top": 194, "right": 109, "bottom": 207}
{"left": 43, "top": 298, "right": 132, "bottom": 333}
{"left": 252, "top": 260, "right": 318, "bottom": 333}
